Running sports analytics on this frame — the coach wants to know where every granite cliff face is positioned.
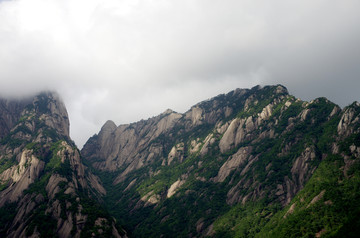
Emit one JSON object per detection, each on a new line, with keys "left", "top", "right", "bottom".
{"left": 82, "top": 85, "right": 360, "bottom": 237}
{"left": 0, "top": 92, "right": 125, "bottom": 238}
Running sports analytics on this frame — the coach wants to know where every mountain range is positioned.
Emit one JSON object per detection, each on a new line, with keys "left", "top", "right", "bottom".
{"left": 0, "top": 85, "right": 359, "bottom": 237}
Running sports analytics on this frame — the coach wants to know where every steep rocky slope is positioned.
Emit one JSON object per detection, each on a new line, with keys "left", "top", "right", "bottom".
{"left": 82, "top": 85, "right": 360, "bottom": 237}
{"left": 0, "top": 92, "right": 125, "bottom": 238}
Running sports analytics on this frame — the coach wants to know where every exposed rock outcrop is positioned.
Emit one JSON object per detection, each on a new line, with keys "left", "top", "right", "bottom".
{"left": 338, "top": 102, "right": 360, "bottom": 136}
{"left": 213, "top": 146, "right": 252, "bottom": 183}
{"left": 167, "top": 179, "right": 186, "bottom": 198}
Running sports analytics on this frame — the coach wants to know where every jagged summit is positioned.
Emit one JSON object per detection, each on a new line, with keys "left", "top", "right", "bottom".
{"left": 0, "top": 91, "right": 124, "bottom": 238}
{"left": 101, "top": 120, "right": 117, "bottom": 132}
{"left": 33, "top": 91, "right": 70, "bottom": 137}
{"left": 0, "top": 91, "right": 69, "bottom": 140}
{"left": 81, "top": 84, "right": 311, "bottom": 176}
{"left": 161, "top": 108, "right": 176, "bottom": 115}
{"left": 81, "top": 84, "right": 360, "bottom": 237}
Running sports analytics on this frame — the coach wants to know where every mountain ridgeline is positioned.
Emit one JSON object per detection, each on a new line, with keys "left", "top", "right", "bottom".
{"left": 0, "top": 85, "right": 360, "bottom": 237}
{"left": 0, "top": 92, "right": 125, "bottom": 238}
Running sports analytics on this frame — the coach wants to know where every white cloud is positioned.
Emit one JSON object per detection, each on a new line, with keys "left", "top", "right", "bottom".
{"left": 0, "top": 0, "right": 359, "bottom": 147}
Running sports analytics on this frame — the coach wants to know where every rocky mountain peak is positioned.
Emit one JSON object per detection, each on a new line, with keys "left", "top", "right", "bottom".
{"left": 0, "top": 91, "right": 70, "bottom": 143}
{"left": 161, "top": 108, "right": 176, "bottom": 115}
{"left": 101, "top": 120, "right": 117, "bottom": 133}
{"left": 0, "top": 91, "right": 124, "bottom": 238}
{"left": 274, "top": 84, "right": 288, "bottom": 94}
{"left": 31, "top": 91, "right": 70, "bottom": 138}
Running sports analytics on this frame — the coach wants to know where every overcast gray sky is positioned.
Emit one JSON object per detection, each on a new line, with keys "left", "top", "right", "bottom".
{"left": 0, "top": 0, "right": 360, "bottom": 147}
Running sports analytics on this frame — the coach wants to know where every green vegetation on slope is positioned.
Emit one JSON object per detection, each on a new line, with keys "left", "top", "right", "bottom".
{"left": 256, "top": 153, "right": 360, "bottom": 238}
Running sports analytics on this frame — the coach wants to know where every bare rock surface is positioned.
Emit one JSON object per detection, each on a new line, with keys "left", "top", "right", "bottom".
{"left": 213, "top": 147, "right": 252, "bottom": 183}
{"left": 167, "top": 179, "right": 186, "bottom": 198}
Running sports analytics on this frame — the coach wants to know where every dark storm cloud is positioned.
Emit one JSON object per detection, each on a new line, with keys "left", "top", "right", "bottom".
{"left": 0, "top": 0, "right": 359, "bottom": 147}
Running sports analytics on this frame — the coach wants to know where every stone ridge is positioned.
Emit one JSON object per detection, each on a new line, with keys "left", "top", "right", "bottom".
{"left": 82, "top": 84, "right": 289, "bottom": 173}
{"left": 80, "top": 84, "right": 360, "bottom": 237}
